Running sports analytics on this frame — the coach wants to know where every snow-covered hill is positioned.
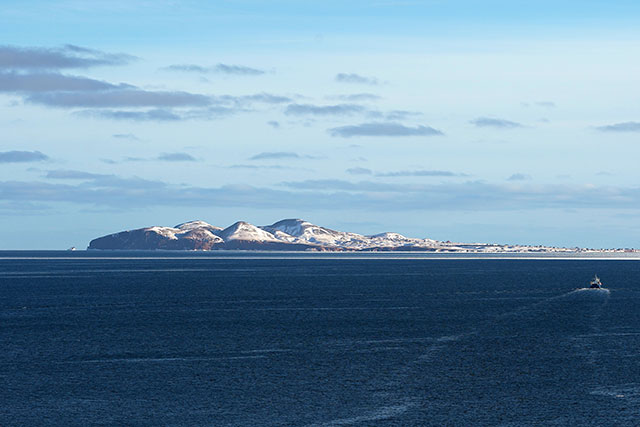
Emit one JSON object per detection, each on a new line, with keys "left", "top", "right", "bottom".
{"left": 262, "top": 219, "right": 372, "bottom": 249}
{"left": 87, "top": 218, "right": 585, "bottom": 252}
{"left": 219, "top": 221, "right": 280, "bottom": 242}
{"left": 87, "top": 220, "right": 224, "bottom": 250}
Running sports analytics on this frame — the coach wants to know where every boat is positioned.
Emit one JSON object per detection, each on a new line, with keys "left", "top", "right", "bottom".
{"left": 589, "top": 275, "right": 604, "bottom": 289}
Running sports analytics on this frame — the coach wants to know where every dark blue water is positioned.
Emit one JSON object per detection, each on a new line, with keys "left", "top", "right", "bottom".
{"left": 1, "top": 253, "right": 639, "bottom": 426}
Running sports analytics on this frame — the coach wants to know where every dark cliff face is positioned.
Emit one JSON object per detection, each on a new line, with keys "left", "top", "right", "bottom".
{"left": 89, "top": 230, "right": 161, "bottom": 250}
{"left": 220, "top": 240, "right": 318, "bottom": 251}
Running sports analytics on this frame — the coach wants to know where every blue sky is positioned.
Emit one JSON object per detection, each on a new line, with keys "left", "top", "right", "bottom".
{"left": 1, "top": 0, "right": 640, "bottom": 249}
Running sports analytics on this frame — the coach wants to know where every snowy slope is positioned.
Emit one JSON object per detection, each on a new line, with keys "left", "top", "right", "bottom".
{"left": 219, "top": 221, "right": 280, "bottom": 242}
{"left": 366, "top": 232, "right": 437, "bottom": 249}
{"left": 175, "top": 220, "right": 222, "bottom": 233}
{"left": 261, "top": 219, "right": 370, "bottom": 248}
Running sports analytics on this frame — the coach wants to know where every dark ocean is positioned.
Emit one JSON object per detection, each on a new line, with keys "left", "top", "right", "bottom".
{"left": 1, "top": 251, "right": 639, "bottom": 426}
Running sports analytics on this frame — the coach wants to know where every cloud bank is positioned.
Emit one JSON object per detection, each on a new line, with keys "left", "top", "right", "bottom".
{"left": 0, "top": 150, "right": 48, "bottom": 163}
{"left": 470, "top": 117, "right": 523, "bottom": 128}
{"left": 45, "top": 170, "right": 107, "bottom": 179}
{"left": 0, "top": 72, "right": 126, "bottom": 93}
{"left": 285, "top": 103, "right": 365, "bottom": 116}
{"left": 331, "top": 93, "right": 381, "bottom": 101}
{"left": 376, "top": 170, "right": 465, "bottom": 177}
{"left": 2, "top": 171, "right": 640, "bottom": 215}
{"left": 157, "top": 152, "right": 197, "bottom": 162}
{"left": 0, "top": 45, "right": 135, "bottom": 70}
{"left": 508, "top": 173, "right": 531, "bottom": 181}
{"left": 329, "top": 122, "right": 443, "bottom": 137}
{"left": 164, "top": 63, "right": 265, "bottom": 75}
{"left": 249, "top": 152, "right": 301, "bottom": 160}
{"left": 335, "top": 73, "right": 378, "bottom": 85}
{"left": 27, "top": 89, "right": 211, "bottom": 108}
{"left": 595, "top": 121, "right": 640, "bottom": 132}
{"left": 346, "top": 167, "right": 373, "bottom": 175}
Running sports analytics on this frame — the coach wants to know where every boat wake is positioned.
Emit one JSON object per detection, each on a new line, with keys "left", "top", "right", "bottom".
{"left": 314, "top": 278, "right": 614, "bottom": 425}
{"left": 357, "top": 281, "right": 614, "bottom": 423}
{"left": 574, "top": 287, "right": 611, "bottom": 294}
{"left": 309, "top": 403, "right": 413, "bottom": 426}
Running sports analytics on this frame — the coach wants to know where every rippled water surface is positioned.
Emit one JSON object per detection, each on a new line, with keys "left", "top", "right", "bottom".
{"left": 1, "top": 252, "right": 639, "bottom": 425}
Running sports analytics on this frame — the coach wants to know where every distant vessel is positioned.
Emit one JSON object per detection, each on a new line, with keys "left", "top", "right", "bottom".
{"left": 589, "top": 275, "right": 604, "bottom": 289}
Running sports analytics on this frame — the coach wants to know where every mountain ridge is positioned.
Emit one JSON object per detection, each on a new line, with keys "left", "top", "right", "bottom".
{"left": 87, "top": 218, "right": 604, "bottom": 252}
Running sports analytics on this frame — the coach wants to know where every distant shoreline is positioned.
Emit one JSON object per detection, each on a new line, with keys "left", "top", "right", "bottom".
{"left": 2, "top": 250, "right": 640, "bottom": 260}
{"left": 86, "top": 219, "right": 638, "bottom": 253}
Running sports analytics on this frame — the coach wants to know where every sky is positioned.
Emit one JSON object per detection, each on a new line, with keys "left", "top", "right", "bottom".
{"left": 1, "top": 0, "right": 640, "bottom": 249}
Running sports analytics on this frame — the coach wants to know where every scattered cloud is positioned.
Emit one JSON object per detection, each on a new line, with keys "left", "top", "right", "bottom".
{"left": 0, "top": 72, "right": 126, "bottom": 93}
{"left": 470, "top": 117, "right": 524, "bottom": 128}
{"left": 0, "top": 45, "right": 293, "bottom": 124}
{"left": 267, "top": 120, "right": 280, "bottom": 128}
{"left": 26, "top": 89, "right": 211, "bottom": 108}
{"left": 235, "top": 93, "right": 291, "bottom": 104}
{"left": 329, "top": 122, "right": 443, "bottom": 138}
{"left": 279, "top": 179, "right": 454, "bottom": 194}
{"left": 507, "top": 173, "right": 531, "bottom": 181}
{"left": 284, "top": 102, "right": 420, "bottom": 121}
{"left": 45, "top": 170, "right": 107, "bottom": 179}
{"left": 0, "top": 45, "right": 135, "bottom": 70}
{"left": 2, "top": 70, "right": 290, "bottom": 114}
{"left": 164, "top": 63, "right": 265, "bottom": 75}
{"left": 368, "top": 110, "right": 421, "bottom": 121}
{"left": 0, "top": 46, "right": 289, "bottom": 122}
{"left": 376, "top": 170, "right": 466, "bottom": 177}
{"left": 280, "top": 179, "right": 375, "bottom": 191}
{"left": 346, "top": 167, "right": 373, "bottom": 175}
{"left": 227, "top": 164, "right": 293, "bottom": 170}
{"left": 249, "top": 152, "right": 301, "bottom": 160}
{"left": 285, "top": 103, "right": 365, "bottom": 116}
{"left": 157, "top": 152, "right": 197, "bottom": 162}
{"left": 595, "top": 121, "right": 640, "bottom": 133}
{"left": 163, "top": 64, "right": 209, "bottom": 73}
{"left": 0, "top": 150, "right": 48, "bottom": 163}
{"left": 100, "top": 153, "right": 199, "bottom": 163}
{"left": 80, "top": 109, "right": 182, "bottom": 121}
{"left": 335, "top": 73, "right": 379, "bottom": 85}
{"left": 112, "top": 133, "right": 140, "bottom": 140}
{"left": 329, "top": 93, "right": 381, "bottom": 101}
{"left": 215, "top": 63, "right": 265, "bottom": 75}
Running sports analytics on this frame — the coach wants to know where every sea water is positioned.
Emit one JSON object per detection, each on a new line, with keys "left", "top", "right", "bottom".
{"left": 1, "top": 251, "right": 639, "bottom": 426}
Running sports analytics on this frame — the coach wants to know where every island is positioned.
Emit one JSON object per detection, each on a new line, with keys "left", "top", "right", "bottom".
{"left": 87, "top": 219, "right": 635, "bottom": 253}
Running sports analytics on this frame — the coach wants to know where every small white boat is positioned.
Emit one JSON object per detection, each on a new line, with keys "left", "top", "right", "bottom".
{"left": 589, "top": 275, "right": 604, "bottom": 289}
